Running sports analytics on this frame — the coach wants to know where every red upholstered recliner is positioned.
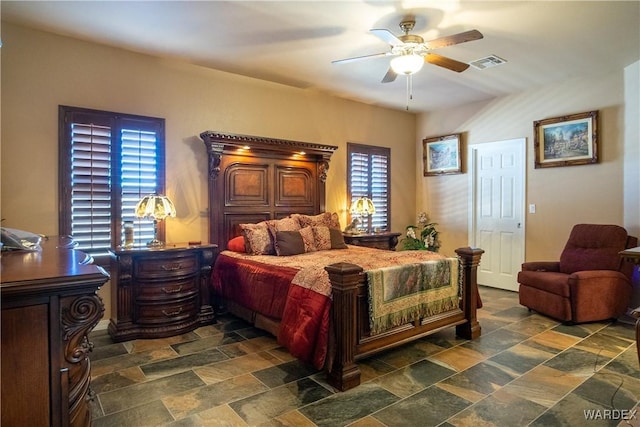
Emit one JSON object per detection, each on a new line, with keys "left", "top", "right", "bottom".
{"left": 518, "top": 224, "right": 637, "bottom": 323}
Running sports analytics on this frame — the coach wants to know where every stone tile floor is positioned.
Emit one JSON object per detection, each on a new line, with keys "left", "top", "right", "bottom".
{"left": 89, "top": 286, "right": 640, "bottom": 426}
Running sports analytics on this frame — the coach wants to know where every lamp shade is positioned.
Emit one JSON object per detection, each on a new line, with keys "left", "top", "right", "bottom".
{"left": 390, "top": 54, "right": 424, "bottom": 75}
{"left": 350, "top": 197, "right": 376, "bottom": 216}
{"left": 135, "top": 194, "right": 176, "bottom": 220}
{"left": 134, "top": 194, "right": 176, "bottom": 247}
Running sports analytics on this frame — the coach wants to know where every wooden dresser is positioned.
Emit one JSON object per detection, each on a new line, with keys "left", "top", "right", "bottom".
{"left": 108, "top": 243, "right": 217, "bottom": 342}
{"left": 1, "top": 236, "right": 109, "bottom": 427}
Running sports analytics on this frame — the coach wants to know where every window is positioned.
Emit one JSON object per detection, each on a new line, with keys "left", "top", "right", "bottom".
{"left": 347, "top": 143, "right": 391, "bottom": 232}
{"left": 59, "top": 106, "right": 165, "bottom": 264}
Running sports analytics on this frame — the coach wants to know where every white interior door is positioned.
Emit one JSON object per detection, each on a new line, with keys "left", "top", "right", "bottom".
{"left": 469, "top": 139, "right": 525, "bottom": 291}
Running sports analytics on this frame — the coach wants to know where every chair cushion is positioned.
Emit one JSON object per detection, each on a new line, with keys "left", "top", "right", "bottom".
{"left": 559, "top": 224, "right": 628, "bottom": 274}
{"left": 518, "top": 270, "right": 571, "bottom": 297}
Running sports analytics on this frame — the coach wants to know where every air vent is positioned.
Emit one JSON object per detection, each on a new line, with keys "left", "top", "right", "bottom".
{"left": 469, "top": 55, "right": 507, "bottom": 70}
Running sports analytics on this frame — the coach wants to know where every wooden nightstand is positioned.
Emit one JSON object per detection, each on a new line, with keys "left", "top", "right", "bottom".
{"left": 108, "top": 243, "right": 217, "bottom": 342}
{"left": 343, "top": 232, "right": 401, "bottom": 251}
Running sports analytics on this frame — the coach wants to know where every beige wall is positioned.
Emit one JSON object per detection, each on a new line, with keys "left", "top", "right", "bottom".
{"left": 1, "top": 23, "right": 418, "bottom": 321}
{"left": 416, "top": 70, "right": 633, "bottom": 261}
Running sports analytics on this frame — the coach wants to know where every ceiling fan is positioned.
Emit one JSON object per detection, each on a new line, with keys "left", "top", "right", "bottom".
{"left": 333, "top": 20, "right": 483, "bottom": 83}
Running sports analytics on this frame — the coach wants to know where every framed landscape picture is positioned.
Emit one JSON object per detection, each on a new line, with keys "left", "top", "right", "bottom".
{"left": 423, "top": 133, "right": 462, "bottom": 176}
{"left": 533, "top": 111, "right": 598, "bottom": 168}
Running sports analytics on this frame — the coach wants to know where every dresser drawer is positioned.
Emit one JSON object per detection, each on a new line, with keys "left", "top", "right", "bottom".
{"left": 136, "top": 296, "right": 199, "bottom": 325}
{"left": 136, "top": 277, "right": 198, "bottom": 302}
{"left": 134, "top": 253, "right": 199, "bottom": 279}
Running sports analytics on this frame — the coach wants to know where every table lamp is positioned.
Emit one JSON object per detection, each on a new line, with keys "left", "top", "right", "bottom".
{"left": 135, "top": 194, "right": 176, "bottom": 247}
{"left": 350, "top": 197, "right": 376, "bottom": 234}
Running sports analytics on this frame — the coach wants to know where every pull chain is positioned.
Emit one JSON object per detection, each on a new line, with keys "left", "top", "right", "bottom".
{"left": 406, "top": 76, "right": 409, "bottom": 110}
{"left": 405, "top": 74, "right": 414, "bottom": 111}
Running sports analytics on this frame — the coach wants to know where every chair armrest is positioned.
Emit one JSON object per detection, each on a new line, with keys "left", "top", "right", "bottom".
{"left": 569, "top": 270, "right": 632, "bottom": 302}
{"left": 568, "top": 270, "right": 633, "bottom": 321}
{"left": 570, "top": 270, "right": 631, "bottom": 283}
{"left": 568, "top": 270, "right": 633, "bottom": 313}
{"left": 521, "top": 261, "right": 560, "bottom": 272}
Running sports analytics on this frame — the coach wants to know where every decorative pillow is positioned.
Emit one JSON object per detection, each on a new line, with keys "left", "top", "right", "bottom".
{"left": 312, "top": 226, "right": 348, "bottom": 250}
{"left": 329, "top": 227, "right": 348, "bottom": 249}
{"left": 299, "top": 226, "right": 317, "bottom": 252}
{"left": 269, "top": 217, "right": 301, "bottom": 255}
{"left": 227, "top": 236, "right": 246, "bottom": 253}
{"left": 274, "top": 231, "right": 306, "bottom": 256}
{"left": 312, "top": 226, "right": 332, "bottom": 251}
{"left": 330, "top": 213, "right": 341, "bottom": 230}
{"left": 268, "top": 216, "right": 301, "bottom": 233}
{"left": 240, "top": 222, "right": 274, "bottom": 255}
{"left": 293, "top": 212, "right": 341, "bottom": 230}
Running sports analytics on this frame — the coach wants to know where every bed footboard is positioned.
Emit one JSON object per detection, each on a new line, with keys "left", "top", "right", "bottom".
{"left": 325, "top": 246, "right": 484, "bottom": 391}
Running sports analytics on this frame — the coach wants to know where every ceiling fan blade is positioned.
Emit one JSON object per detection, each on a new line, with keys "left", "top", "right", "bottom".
{"left": 381, "top": 68, "right": 397, "bottom": 83}
{"left": 332, "top": 52, "right": 388, "bottom": 64}
{"left": 370, "top": 28, "right": 403, "bottom": 46}
{"left": 425, "top": 53, "right": 470, "bottom": 72}
{"left": 425, "top": 29, "right": 483, "bottom": 49}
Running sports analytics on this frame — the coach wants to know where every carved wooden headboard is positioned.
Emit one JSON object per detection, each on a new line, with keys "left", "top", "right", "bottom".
{"left": 200, "top": 131, "right": 338, "bottom": 250}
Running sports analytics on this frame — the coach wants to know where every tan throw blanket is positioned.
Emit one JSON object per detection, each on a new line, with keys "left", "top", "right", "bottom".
{"left": 366, "top": 258, "right": 459, "bottom": 335}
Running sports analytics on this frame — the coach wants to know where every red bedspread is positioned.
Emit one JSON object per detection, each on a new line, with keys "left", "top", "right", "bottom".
{"left": 212, "top": 255, "right": 298, "bottom": 319}
{"left": 213, "top": 252, "right": 331, "bottom": 368}
{"left": 212, "top": 247, "right": 447, "bottom": 369}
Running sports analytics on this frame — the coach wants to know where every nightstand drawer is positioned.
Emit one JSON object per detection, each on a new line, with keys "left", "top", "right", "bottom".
{"left": 136, "top": 277, "right": 198, "bottom": 302}
{"left": 135, "top": 254, "right": 199, "bottom": 279}
{"left": 136, "top": 297, "right": 199, "bottom": 325}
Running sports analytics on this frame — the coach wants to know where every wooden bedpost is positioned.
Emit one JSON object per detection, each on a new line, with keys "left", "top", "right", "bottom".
{"left": 324, "top": 262, "right": 363, "bottom": 391}
{"left": 455, "top": 247, "right": 484, "bottom": 339}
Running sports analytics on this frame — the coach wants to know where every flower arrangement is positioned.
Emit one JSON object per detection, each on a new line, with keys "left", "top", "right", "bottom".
{"left": 400, "top": 212, "right": 441, "bottom": 252}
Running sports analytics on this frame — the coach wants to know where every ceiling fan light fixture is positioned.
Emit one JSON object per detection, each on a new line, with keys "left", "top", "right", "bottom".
{"left": 390, "top": 54, "right": 424, "bottom": 75}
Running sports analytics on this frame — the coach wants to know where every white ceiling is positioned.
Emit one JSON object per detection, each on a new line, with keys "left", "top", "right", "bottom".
{"left": 2, "top": 1, "right": 639, "bottom": 113}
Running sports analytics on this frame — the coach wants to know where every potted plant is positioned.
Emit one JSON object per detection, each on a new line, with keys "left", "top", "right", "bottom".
{"left": 400, "top": 212, "right": 441, "bottom": 252}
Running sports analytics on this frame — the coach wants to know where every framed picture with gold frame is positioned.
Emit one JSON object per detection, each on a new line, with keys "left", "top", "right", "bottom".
{"left": 423, "top": 133, "right": 462, "bottom": 176}
{"left": 533, "top": 110, "right": 598, "bottom": 168}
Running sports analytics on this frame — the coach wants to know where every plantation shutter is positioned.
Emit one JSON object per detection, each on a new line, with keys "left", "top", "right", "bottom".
{"left": 370, "top": 154, "right": 389, "bottom": 231}
{"left": 349, "top": 152, "right": 370, "bottom": 199}
{"left": 119, "top": 120, "right": 163, "bottom": 247}
{"left": 347, "top": 143, "right": 391, "bottom": 231}
{"left": 60, "top": 106, "right": 165, "bottom": 264}
{"left": 69, "top": 121, "right": 113, "bottom": 253}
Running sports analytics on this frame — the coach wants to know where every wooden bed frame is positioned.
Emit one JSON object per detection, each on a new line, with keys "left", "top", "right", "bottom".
{"left": 201, "top": 130, "right": 483, "bottom": 391}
